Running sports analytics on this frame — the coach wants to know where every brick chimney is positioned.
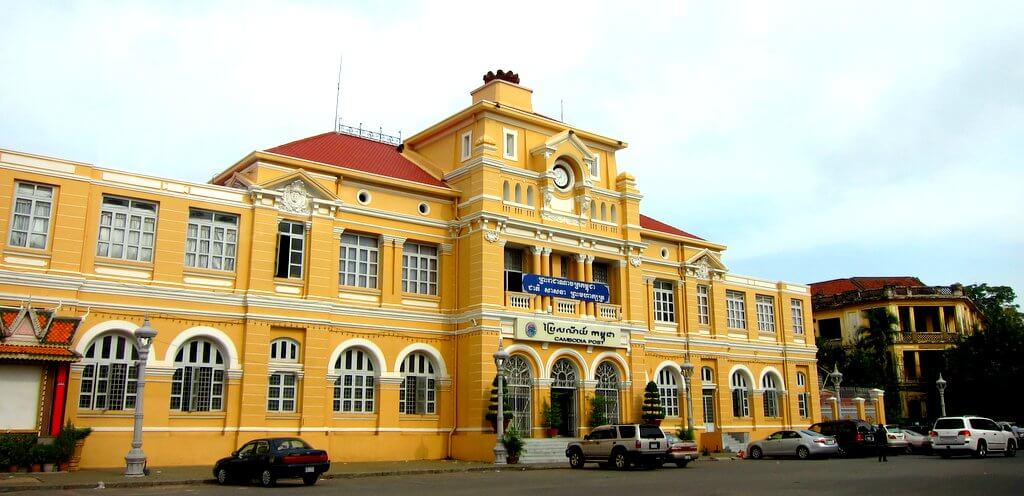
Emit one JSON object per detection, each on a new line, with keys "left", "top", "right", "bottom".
{"left": 471, "top": 70, "right": 533, "bottom": 112}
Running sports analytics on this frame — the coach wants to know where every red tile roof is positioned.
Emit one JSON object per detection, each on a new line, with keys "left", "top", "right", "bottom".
{"left": 810, "top": 277, "right": 926, "bottom": 297}
{"left": 0, "top": 344, "right": 78, "bottom": 361}
{"left": 264, "top": 132, "right": 447, "bottom": 188}
{"left": 45, "top": 319, "right": 77, "bottom": 344}
{"left": 639, "top": 214, "right": 704, "bottom": 240}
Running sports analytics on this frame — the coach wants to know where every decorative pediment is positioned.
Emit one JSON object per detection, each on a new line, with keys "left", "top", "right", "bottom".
{"left": 0, "top": 302, "right": 83, "bottom": 360}
{"left": 530, "top": 130, "right": 598, "bottom": 182}
{"left": 682, "top": 249, "right": 728, "bottom": 280}
{"left": 249, "top": 170, "right": 343, "bottom": 216}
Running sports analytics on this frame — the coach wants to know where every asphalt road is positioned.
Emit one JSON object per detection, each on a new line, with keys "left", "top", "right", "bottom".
{"left": 47, "top": 454, "right": 1024, "bottom": 496}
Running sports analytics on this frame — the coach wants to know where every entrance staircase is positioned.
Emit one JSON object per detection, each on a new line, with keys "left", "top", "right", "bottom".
{"left": 520, "top": 437, "right": 576, "bottom": 464}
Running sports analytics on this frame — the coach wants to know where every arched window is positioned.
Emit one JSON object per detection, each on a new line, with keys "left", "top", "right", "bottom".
{"left": 656, "top": 367, "right": 680, "bottom": 417}
{"left": 334, "top": 348, "right": 376, "bottom": 413}
{"left": 610, "top": 205, "right": 617, "bottom": 223}
{"left": 170, "top": 338, "right": 226, "bottom": 412}
{"left": 78, "top": 333, "right": 138, "bottom": 410}
{"left": 590, "top": 200, "right": 596, "bottom": 219}
{"left": 701, "top": 367, "right": 715, "bottom": 386}
{"left": 595, "top": 362, "right": 620, "bottom": 424}
{"left": 502, "top": 181, "right": 510, "bottom": 201}
{"left": 270, "top": 338, "right": 299, "bottom": 362}
{"left": 514, "top": 184, "right": 522, "bottom": 203}
{"left": 526, "top": 186, "right": 534, "bottom": 206}
{"left": 551, "top": 358, "right": 578, "bottom": 388}
{"left": 399, "top": 352, "right": 436, "bottom": 415}
{"left": 600, "top": 203, "right": 607, "bottom": 221}
{"left": 730, "top": 371, "right": 750, "bottom": 418}
{"left": 762, "top": 374, "right": 780, "bottom": 418}
{"left": 504, "top": 355, "right": 533, "bottom": 435}
{"left": 795, "top": 371, "right": 809, "bottom": 418}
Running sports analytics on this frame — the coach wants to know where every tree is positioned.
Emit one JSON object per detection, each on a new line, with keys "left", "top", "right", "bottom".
{"left": 485, "top": 375, "right": 513, "bottom": 426}
{"left": 588, "top": 394, "right": 609, "bottom": 428}
{"left": 641, "top": 381, "right": 665, "bottom": 424}
{"left": 964, "top": 283, "right": 1022, "bottom": 322}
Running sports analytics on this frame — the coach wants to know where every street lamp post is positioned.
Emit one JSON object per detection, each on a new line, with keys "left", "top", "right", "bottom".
{"left": 680, "top": 361, "right": 695, "bottom": 434}
{"left": 829, "top": 365, "right": 843, "bottom": 420}
{"left": 492, "top": 343, "right": 510, "bottom": 465}
{"left": 125, "top": 317, "right": 157, "bottom": 476}
{"left": 935, "top": 373, "right": 947, "bottom": 417}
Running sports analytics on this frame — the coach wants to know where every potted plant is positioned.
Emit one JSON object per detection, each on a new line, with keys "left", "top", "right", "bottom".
{"left": 540, "top": 400, "right": 561, "bottom": 437}
{"left": 502, "top": 425, "right": 526, "bottom": 464}
{"left": 485, "top": 376, "right": 513, "bottom": 433}
{"left": 678, "top": 427, "right": 695, "bottom": 441}
{"left": 28, "top": 444, "right": 47, "bottom": 473}
{"left": 587, "top": 394, "right": 609, "bottom": 428}
{"left": 54, "top": 422, "right": 90, "bottom": 472}
{"left": 6, "top": 434, "right": 36, "bottom": 473}
{"left": 641, "top": 381, "right": 666, "bottom": 426}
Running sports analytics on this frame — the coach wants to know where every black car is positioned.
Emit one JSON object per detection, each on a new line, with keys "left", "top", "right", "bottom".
{"left": 808, "top": 420, "right": 876, "bottom": 457}
{"left": 213, "top": 437, "right": 330, "bottom": 487}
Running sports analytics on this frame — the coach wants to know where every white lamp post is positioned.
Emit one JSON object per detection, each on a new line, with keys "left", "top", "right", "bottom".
{"left": 492, "top": 343, "right": 510, "bottom": 465}
{"left": 125, "top": 317, "right": 157, "bottom": 476}
{"left": 680, "top": 361, "right": 695, "bottom": 433}
{"left": 829, "top": 365, "right": 843, "bottom": 419}
{"left": 935, "top": 373, "right": 947, "bottom": 417}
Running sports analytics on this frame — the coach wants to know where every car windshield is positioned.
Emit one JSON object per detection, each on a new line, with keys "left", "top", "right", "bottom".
{"left": 640, "top": 425, "right": 664, "bottom": 439}
{"left": 935, "top": 419, "right": 965, "bottom": 430}
{"left": 885, "top": 425, "right": 902, "bottom": 432}
{"left": 664, "top": 434, "right": 680, "bottom": 443}
{"left": 273, "top": 438, "right": 311, "bottom": 450}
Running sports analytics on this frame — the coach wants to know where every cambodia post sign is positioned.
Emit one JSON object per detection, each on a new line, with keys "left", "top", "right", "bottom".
{"left": 521, "top": 274, "right": 610, "bottom": 303}
{"left": 514, "top": 318, "right": 625, "bottom": 348}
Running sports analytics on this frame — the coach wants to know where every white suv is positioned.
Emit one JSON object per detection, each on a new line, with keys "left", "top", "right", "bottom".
{"left": 930, "top": 416, "right": 1018, "bottom": 458}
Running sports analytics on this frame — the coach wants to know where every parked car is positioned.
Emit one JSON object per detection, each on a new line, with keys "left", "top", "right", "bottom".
{"left": 996, "top": 421, "right": 1024, "bottom": 443}
{"left": 213, "top": 437, "right": 330, "bottom": 487}
{"left": 746, "top": 430, "right": 840, "bottom": 460}
{"left": 929, "top": 416, "right": 1018, "bottom": 458}
{"left": 882, "top": 425, "right": 909, "bottom": 454}
{"left": 566, "top": 424, "right": 668, "bottom": 470}
{"left": 663, "top": 433, "right": 700, "bottom": 467}
{"left": 808, "top": 420, "right": 876, "bottom": 457}
{"left": 900, "top": 426, "right": 932, "bottom": 454}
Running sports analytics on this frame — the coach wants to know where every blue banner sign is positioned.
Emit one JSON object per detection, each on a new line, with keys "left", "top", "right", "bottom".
{"left": 521, "top": 274, "right": 610, "bottom": 303}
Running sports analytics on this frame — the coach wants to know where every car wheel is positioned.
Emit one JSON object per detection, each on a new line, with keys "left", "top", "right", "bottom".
{"left": 259, "top": 469, "right": 276, "bottom": 488}
{"left": 749, "top": 446, "right": 763, "bottom": 460}
{"left": 905, "top": 445, "right": 913, "bottom": 455}
{"left": 974, "top": 441, "right": 987, "bottom": 458}
{"left": 303, "top": 475, "right": 319, "bottom": 486}
{"left": 1005, "top": 441, "right": 1016, "bottom": 458}
{"left": 215, "top": 468, "right": 230, "bottom": 485}
{"left": 568, "top": 448, "right": 585, "bottom": 469}
{"left": 836, "top": 445, "right": 847, "bottom": 458}
{"left": 797, "top": 446, "right": 810, "bottom": 460}
{"left": 675, "top": 460, "right": 689, "bottom": 468}
{"left": 611, "top": 449, "right": 630, "bottom": 470}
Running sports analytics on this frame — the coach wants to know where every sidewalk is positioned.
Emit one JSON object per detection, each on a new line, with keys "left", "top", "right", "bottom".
{"left": 0, "top": 460, "right": 562, "bottom": 493}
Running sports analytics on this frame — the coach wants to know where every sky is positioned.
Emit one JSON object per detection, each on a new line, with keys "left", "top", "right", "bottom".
{"left": 2, "top": 0, "right": 1022, "bottom": 303}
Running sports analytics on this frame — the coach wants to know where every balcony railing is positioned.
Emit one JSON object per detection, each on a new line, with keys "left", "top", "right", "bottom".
{"left": 553, "top": 298, "right": 580, "bottom": 317}
{"left": 892, "top": 332, "right": 959, "bottom": 345}
{"left": 505, "top": 292, "right": 535, "bottom": 312}
{"left": 812, "top": 284, "right": 964, "bottom": 310}
{"left": 597, "top": 303, "right": 621, "bottom": 321}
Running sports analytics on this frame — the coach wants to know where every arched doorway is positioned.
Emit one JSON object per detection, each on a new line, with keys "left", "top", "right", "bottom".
{"left": 595, "top": 362, "right": 620, "bottom": 424}
{"left": 504, "top": 355, "right": 532, "bottom": 437}
{"left": 550, "top": 358, "right": 579, "bottom": 437}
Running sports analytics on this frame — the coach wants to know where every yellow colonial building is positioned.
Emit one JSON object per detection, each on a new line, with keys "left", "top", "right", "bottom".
{"left": 0, "top": 71, "right": 820, "bottom": 467}
{"left": 809, "top": 277, "right": 981, "bottom": 420}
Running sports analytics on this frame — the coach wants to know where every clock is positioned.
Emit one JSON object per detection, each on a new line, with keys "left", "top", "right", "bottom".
{"left": 552, "top": 164, "right": 571, "bottom": 190}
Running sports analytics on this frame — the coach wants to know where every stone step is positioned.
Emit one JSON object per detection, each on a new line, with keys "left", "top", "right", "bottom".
{"left": 519, "top": 438, "right": 575, "bottom": 464}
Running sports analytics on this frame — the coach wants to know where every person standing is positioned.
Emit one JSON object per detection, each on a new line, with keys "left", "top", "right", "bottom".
{"left": 875, "top": 424, "right": 888, "bottom": 462}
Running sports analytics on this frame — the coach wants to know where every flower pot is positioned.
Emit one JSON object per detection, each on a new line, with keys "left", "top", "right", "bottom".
{"left": 7, "top": 466, "right": 18, "bottom": 473}
{"left": 506, "top": 454, "right": 520, "bottom": 464}
{"left": 68, "top": 440, "right": 85, "bottom": 472}
{"left": 489, "top": 418, "right": 512, "bottom": 433}
{"left": 546, "top": 428, "right": 559, "bottom": 438}
{"left": 58, "top": 462, "right": 70, "bottom": 472}
{"left": 29, "top": 464, "right": 42, "bottom": 473}
{"left": 43, "top": 463, "right": 56, "bottom": 472}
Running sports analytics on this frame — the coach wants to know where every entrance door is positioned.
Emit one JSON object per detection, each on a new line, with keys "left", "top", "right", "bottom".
{"left": 702, "top": 389, "right": 716, "bottom": 432}
{"left": 551, "top": 388, "right": 576, "bottom": 437}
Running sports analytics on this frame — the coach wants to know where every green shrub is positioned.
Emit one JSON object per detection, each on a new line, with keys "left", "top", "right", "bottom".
{"left": 501, "top": 425, "right": 526, "bottom": 458}
{"left": 641, "top": 381, "right": 665, "bottom": 424}
{"left": 588, "top": 395, "right": 609, "bottom": 427}
{"left": 0, "top": 434, "right": 38, "bottom": 467}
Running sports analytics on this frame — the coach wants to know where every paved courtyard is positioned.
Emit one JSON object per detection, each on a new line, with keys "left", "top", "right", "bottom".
{"left": 34, "top": 454, "right": 1024, "bottom": 496}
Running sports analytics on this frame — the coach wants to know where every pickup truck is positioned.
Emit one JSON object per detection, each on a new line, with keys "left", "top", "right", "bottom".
{"left": 566, "top": 424, "right": 667, "bottom": 470}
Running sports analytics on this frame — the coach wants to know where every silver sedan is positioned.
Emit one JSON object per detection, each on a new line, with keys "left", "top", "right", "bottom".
{"left": 747, "top": 430, "right": 841, "bottom": 460}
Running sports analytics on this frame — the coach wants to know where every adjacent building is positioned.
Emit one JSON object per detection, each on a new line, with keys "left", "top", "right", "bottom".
{"left": 809, "top": 276, "right": 982, "bottom": 420}
{"left": 0, "top": 71, "right": 820, "bottom": 467}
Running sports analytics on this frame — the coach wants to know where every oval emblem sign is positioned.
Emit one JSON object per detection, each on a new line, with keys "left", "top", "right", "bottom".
{"left": 525, "top": 321, "right": 538, "bottom": 338}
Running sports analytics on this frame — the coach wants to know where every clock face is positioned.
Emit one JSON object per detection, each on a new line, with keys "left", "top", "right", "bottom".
{"left": 552, "top": 165, "right": 571, "bottom": 190}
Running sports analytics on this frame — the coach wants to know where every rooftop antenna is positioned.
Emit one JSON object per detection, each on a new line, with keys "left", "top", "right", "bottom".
{"left": 334, "top": 54, "right": 343, "bottom": 132}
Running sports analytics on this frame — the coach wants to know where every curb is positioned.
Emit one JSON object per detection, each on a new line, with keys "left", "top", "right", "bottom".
{"left": 0, "top": 464, "right": 566, "bottom": 493}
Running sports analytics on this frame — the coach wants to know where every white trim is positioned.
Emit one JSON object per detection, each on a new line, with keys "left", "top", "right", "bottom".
{"left": 589, "top": 351, "right": 630, "bottom": 382}
{"left": 545, "top": 348, "right": 590, "bottom": 381}
{"left": 163, "top": 326, "right": 241, "bottom": 371}
{"left": 502, "top": 128, "right": 518, "bottom": 161}
{"left": 393, "top": 342, "right": 448, "bottom": 378}
{"left": 758, "top": 366, "right": 786, "bottom": 390}
{"left": 727, "top": 364, "right": 755, "bottom": 387}
{"left": 504, "top": 344, "right": 546, "bottom": 378}
{"left": 460, "top": 131, "right": 472, "bottom": 161}
{"left": 328, "top": 338, "right": 388, "bottom": 374}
